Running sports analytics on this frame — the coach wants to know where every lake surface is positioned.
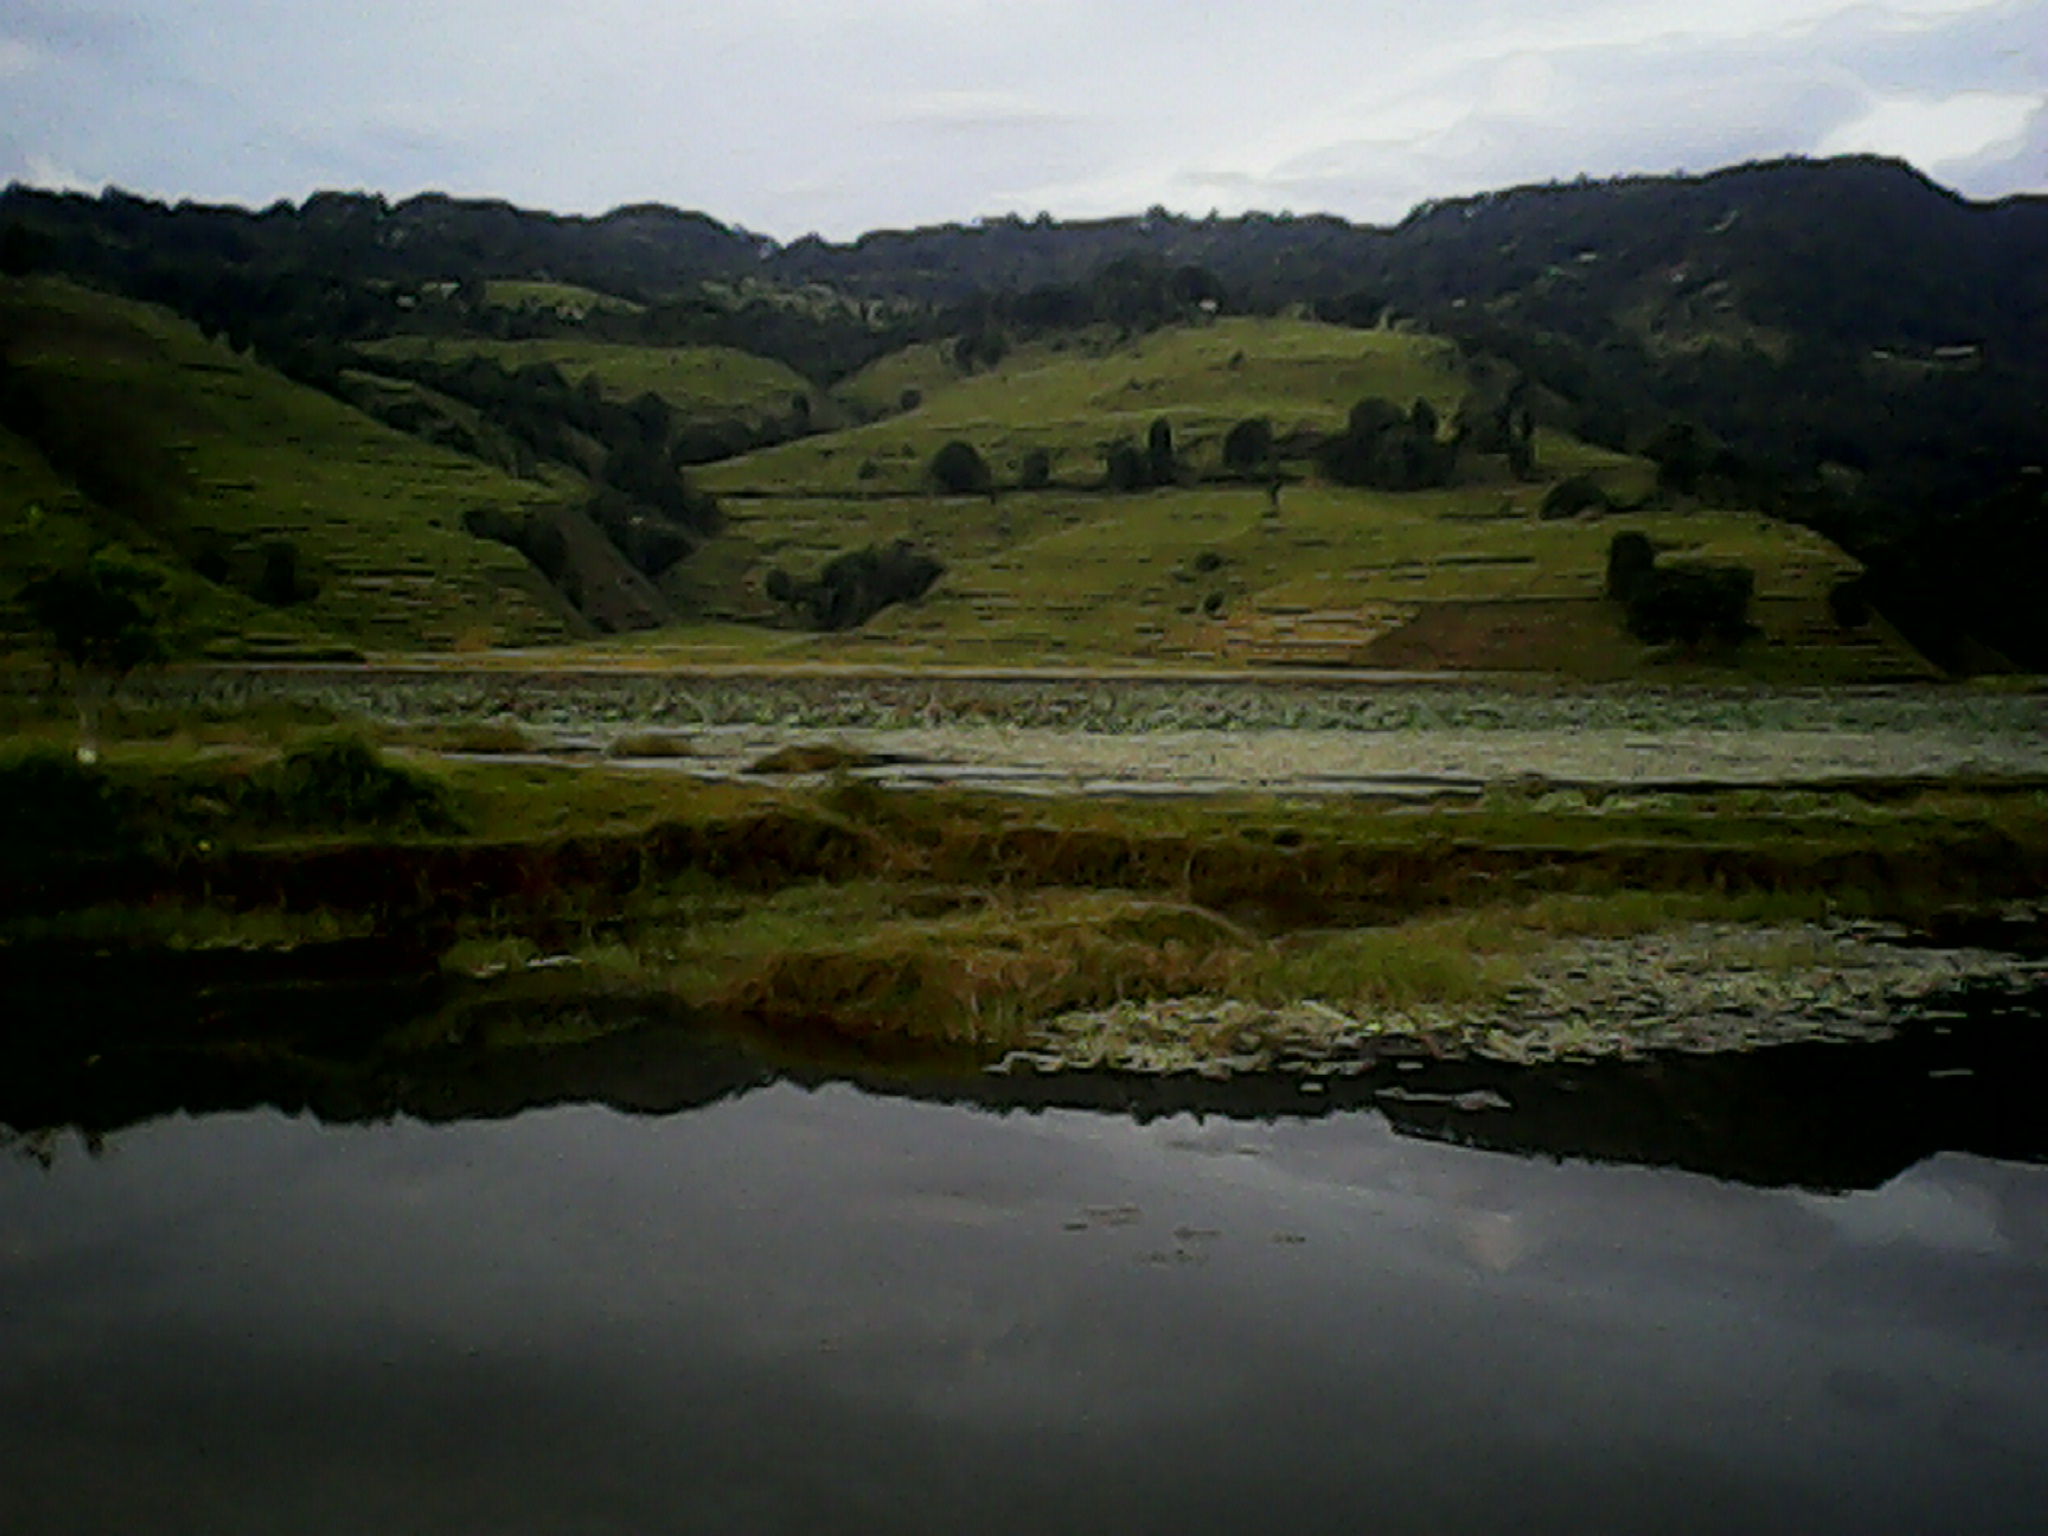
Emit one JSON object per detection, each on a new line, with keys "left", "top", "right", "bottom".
{"left": 4, "top": 999, "right": 2047, "bottom": 1535}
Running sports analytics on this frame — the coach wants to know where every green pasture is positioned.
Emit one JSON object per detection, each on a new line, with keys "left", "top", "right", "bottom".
{"left": 357, "top": 336, "right": 829, "bottom": 425}
{"left": 694, "top": 470, "right": 1917, "bottom": 681}
{"left": 723, "top": 319, "right": 1473, "bottom": 497}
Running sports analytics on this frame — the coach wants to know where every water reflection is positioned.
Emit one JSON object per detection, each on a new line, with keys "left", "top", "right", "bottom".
{"left": 5, "top": 973, "right": 2045, "bottom": 1192}
{"left": 3, "top": 1077, "right": 2046, "bottom": 1534}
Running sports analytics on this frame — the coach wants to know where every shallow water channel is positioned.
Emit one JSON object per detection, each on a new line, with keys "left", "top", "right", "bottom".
{"left": 4, "top": 989, "right": 2047, "bottom": 1535}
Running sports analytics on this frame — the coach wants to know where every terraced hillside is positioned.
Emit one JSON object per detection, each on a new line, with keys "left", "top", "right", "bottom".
{"left": 356, "top": 335, "right": 834, "bottom": 431}
{"left": 679, "top": 319, "right": 1932, "bottom": 680}
{"left": 1, "top": 278, "right": 581, "bottom": 652}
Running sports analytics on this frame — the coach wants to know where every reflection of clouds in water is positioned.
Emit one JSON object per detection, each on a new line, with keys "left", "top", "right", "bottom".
{"left": 1801, "top": 1154, "right": 2035, "bottom": 1257}
{"left": 1459, "top": 1208, "right": 1536, "bottom": 1272}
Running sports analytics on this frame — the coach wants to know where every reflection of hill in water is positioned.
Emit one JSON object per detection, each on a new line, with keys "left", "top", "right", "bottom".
{"left": 4, "top": 962, "right": 2043, "bottom": 1192}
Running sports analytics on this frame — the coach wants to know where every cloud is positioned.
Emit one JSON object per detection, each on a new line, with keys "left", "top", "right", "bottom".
{"left": 869, "top": 89, "right": 1077, "bottom": 131}
{"left": 1820, "top": 87, "right": 2043, "bottom": 164}
{"left": 21, "top": 151, "right": 91, "bottom": 190}
{"left": 0, "top": 37, "right": 40, "bottom": 76}
{"left": 0, "top": 0, "right": 2040, "bottom": 235}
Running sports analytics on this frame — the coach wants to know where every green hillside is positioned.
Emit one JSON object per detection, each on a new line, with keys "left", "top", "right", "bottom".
{"left": 679, "top": 318, "right": 1930, "bottom": 680}
{"left": 356, "top": 336, "right": 832, "bottom": 428}
{"left": 723, "top": 319, "right": 1469, "bottom": 496}
{"left": 1, "top": 277, "right": 580, "bottom": 651}
{"left": 0, "top": 282, "right": 1934, "bottom": 680}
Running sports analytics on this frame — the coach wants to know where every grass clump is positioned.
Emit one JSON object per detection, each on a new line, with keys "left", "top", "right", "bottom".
{"left": 250, "top": 733, "right": 462, "bottom": 832}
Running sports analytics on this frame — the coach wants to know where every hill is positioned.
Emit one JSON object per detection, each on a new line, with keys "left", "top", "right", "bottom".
{"left": 675, "top": 318, "right": 1925, "bottom": 681}
{"left": 2, "top": 157, "right": 2038, "bottom": 673}
{"left": 0, "top": 278, "right": 588, "bottom": 652}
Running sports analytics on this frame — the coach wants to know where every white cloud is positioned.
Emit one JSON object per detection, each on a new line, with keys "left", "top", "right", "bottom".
{"left": 868, "top": 89, "right": 1077, "bottom": 130}
{"left": 1820, "top": 87, "right": 2043, "bottom": 165}
{"left": 0, "top": 37, "right": 41, "bottom": 77}
{"left": 22, "top": 152, "right": 93, "bottom": 191}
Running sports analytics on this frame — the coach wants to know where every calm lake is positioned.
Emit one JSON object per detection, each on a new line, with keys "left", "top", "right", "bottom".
{"left": 4, "top": 990, "right": 2046, "bottom": 1535}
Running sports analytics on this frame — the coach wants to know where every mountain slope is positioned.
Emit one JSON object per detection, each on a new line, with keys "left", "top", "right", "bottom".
{"left": 0, "top": 278, "right": 583, "bottom": 651}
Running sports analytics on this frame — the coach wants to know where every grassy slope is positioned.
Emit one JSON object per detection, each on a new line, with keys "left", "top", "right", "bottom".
{"left": 677, "top": 319, "right": 1930, "bottom": 681}
{"left": 356, "top": 335, "right": 831, "bottom": 427}
{"left": 0, "top": 278, "right": 578, "bottom": 651}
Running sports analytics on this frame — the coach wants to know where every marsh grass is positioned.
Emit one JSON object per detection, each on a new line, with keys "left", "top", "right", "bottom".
{"left": 10, "top": 739, "right": 2043, "bottom": 1052}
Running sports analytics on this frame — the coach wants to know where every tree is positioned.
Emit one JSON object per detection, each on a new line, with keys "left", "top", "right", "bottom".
{"left": 930, "top": 439, "right": 992, "bottom": 495}
{"left": 19, "top": 546, "right": 174, "bottom": 763}
{"left": 1222, "top": 418, "right": 1274, "bottom": 478}
{"left": 1605, "top": 531, "right": 1657, "bottom": 600}
{"left": 1319, "top": 395, "right": 1456, "bottom": 491}
{"left": 1146, "top": 418, "right": 1177, "bottom": 486}
{"left": 765, "top": 541, "right": 945, "bottom": 631}
{"left": 1103, "top": 441, "right": 1149, "bottom": 492}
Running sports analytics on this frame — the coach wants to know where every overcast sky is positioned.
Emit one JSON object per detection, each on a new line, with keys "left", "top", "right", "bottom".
{"left": 2, "top": 0, "right": 2042, "bottom": 240}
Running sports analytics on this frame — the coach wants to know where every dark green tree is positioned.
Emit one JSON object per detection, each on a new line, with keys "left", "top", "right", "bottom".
{"left": 1605, "top": 531, "right": 1657, "bottom": 600}
{"left": 1146, "top": 418, "right": 1177, "bottom": 485}
{"left": 19, "top": 546, "right": 175, "bottom": 763}
{"left": 1104, "top": 441, "right": 1149, "bottom": 492}
{"left": 930, "top": 439, "right": 993, "bottom": 495}
{"left": 1222, "top": 418, "right": 1274, "bottom": 478}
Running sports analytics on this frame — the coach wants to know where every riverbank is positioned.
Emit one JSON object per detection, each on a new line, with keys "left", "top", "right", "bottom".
{"left": 6, "top": 716, "right": 2045, "bottom": 1074}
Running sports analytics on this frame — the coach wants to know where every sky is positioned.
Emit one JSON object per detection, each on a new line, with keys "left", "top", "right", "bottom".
{"left": 2, "top": 0, "right": 2042, "bottom": 241}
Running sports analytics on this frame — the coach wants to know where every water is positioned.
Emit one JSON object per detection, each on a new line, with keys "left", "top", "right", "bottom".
{"left": 4, "top": 1001, "right": 2046, "bottom": 1534}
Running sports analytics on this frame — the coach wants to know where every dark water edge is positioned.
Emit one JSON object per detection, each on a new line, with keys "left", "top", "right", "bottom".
{"left": 4, "top": 964, "right": 2045, "bottom": 1193}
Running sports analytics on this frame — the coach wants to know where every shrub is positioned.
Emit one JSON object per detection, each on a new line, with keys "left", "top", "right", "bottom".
{"left": 254, "top": 734, "right": 460, "bottom": 831}
{"left": 1222, "top": 417, "right": 1274, "bottom": 476}
{"left": 930, "top": 439, "right": 992, "bottom": 495}
{"left": 1317, "top": 395, "right": 1455, "bottom": 491}
{"left": 1625, "top": 562, "right": 1756, "bottom": 647}
{"left": 1543, "top": 475, "right": 1611, "bottom": 521}
{"left": 1103, "top": 441, "right": 1149, "bottom": 491}
{"left": 766, "top": 541, "right": 945, "bottom": 631}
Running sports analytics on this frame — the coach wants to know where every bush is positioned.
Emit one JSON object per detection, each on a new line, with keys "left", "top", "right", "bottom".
{"left": 1543, "top": 475, "right": 1611, "bottom": 521}
{"left": 766, "top": 541, "right": 945, "bottom": 632}
{"left": 254, "top": 734, "right": 460, "bottom": 831}
{"left": 1222, "top": 418, "right": 1274, "bottom": 477}
{"left": 1624, "top": 562, "right": 1756, "bottom": 647}
{"left": 1104, "top": 441, "right": 1149, "bottom": 491}
{"left": 1317, "top": 395, "right": 1455, "bottom": 491}
{"left": 930, "top": 439, "right": 992, "bottom": 495}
